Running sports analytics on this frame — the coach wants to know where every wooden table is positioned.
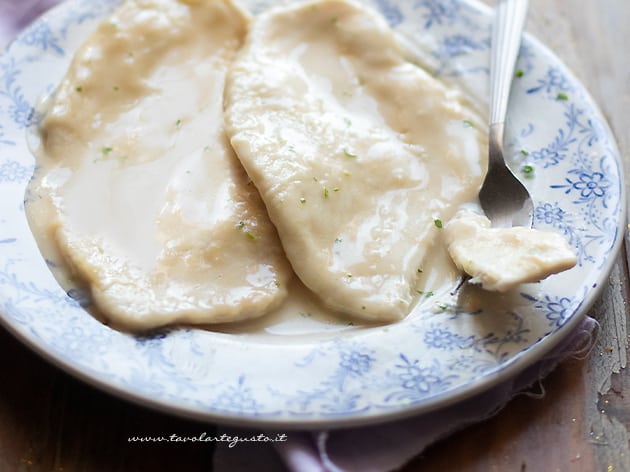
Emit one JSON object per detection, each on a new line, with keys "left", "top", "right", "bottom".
{"left": 1, "top": 1, "right": 628, "bottom": 470}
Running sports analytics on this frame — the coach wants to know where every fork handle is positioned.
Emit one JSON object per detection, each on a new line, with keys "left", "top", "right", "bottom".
{"left": 489, "top": 0, "right": 529, "bottom": 126}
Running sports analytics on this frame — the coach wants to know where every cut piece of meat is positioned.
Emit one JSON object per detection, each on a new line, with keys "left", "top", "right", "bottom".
{"left": 32, "top": 0, "right": 291, "bottom": 330}
{"left": 224, "top": 0, "right": 487, "bottom": 321}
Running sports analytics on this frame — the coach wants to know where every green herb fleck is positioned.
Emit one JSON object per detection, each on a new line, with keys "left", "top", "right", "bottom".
{"left": 463, "top": 119, "right": 474, "bottom": 128}
{"left": 417, "top": 290, "right": 435, "bottom": 298}
{"left": 343, "top": 117, "right": 352, "bottom": 127}
{"left": 434, "top": 219, "right": 443, "bottom": 229}
{"left": 75, "top": 86, "right": 83, "bottom": 93}
{"left": 437, "top": 302, "right": 448, "bottom": 311}
{"left": 520, "top": 149, "right": 529, "bottom": 156}
{"left": 522, "top": 164, "right": 535, "bottom": 178}
{"left": 417, "top": 268, "right": 423, "bottom": 274}
{"left": 343, "top": 149, "right": 358, "bottom": 159}
{"left": 300, "top": 197, "right": 307, "bottom": 204}
{"left": 323, "top": 187, "right": 330, "bottom": 199}
{"left": 236, "top": 221, "right": 256, "bottom": 240}
{"left": 113, "top": 85, "right": 120, "bottom": 91}
{"left": 101, "top": 146, "right": 113, "bottom": 155}
{"left": 556, "top": 92, "right": 569, "bottom": 101}
{"left": 515, "top": 69, "right": 525, "bottom": 78}
{"left": 175, "top": 119, "right": 182, "bottom": 127}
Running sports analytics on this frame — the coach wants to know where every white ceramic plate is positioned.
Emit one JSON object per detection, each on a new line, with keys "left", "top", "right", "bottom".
{"left": 0, "top": 0, "right": 624, "bottom": 429}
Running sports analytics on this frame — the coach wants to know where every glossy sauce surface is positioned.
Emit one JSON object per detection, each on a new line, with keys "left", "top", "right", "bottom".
{"left": 224, "top": 0, "right": 488, "bottom": 321}
{"left": 26, "top": 0, "right": 502, "bottom": 332}
{"left": 27, "top": 0, "right": 292, "bottom": 330}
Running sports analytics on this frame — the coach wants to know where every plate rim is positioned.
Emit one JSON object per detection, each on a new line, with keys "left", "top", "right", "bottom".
{"left": 0, "top": 0, "right": 625, "bottom": 430}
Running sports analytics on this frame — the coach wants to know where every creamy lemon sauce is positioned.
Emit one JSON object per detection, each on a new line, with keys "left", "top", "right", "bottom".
{"left": 26, "top": 0, "right": 575, "bottom": 332}
{"left": 224, "top": 0, "right": 487, "bottom": 322}
{"left": 27, "top": 0, "right": 292, "bottom": 331}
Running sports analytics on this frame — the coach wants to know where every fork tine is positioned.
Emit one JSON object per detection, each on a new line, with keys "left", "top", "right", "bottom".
{"left": 479, "top": 0, "right": 533, "bottom": 229}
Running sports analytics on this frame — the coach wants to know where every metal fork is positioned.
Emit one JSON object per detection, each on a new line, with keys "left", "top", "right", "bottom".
{"left": 478, "top": 0, "right": 533, "bottom": 228}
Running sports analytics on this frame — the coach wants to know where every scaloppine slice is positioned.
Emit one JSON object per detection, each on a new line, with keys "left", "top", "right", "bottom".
{"left": 444, "top": 211, "right": 577, "bottom": 292}
{"left": 29, "top": 0, "right": 291, "bottom": 330}
{"left": 224, "top": 0, "right": 487, "bottom": 321}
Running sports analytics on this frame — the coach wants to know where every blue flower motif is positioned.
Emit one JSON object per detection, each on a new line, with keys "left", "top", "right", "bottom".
{"left": 0, "top": 261, "right": 75, "bottom": 307}
{"left": 400, "top": 369, "right": 439, "bottom": 393}
{"left": 8, "top": 96, "right": 35, "bottom": 127}
{"left": 20, "top": 23, "right": 64, "bottom": 55}
{"left": 415, "top": 0, "right": 460, "bottom": 29}
{"left": 385, "top": 355, "right": 454, "bottom": 401}
{"left": 339, "top": 350, "right": 373, "bottom": 376}
{"left": 572, "top": 172, "right": 608, "bottom": 199}
{"left": 214, "top": 376, "right": 259, "bottom": 414}
{"left": 1, "top": 58, "right": 37, "bottom": 128}
{"left": 374, "top": 0, "right": 404, "bottom": 26}
{"left": 436, "top": 34, "right": 485, "bottom": 59}
{"left": 530, "top": 146, "right": 563, "bottom": 167}
{"left": 0, "top": 160, "right": 33, "bottom": 182}
{"left": 535, "top": 202, "right": 569, "bottom": 226}
{"left": 59, "top": 323, "right": 111, "bottom": 358}
{"left": 552, "top": 169, "right": 612, "bottom": 205}
{"left": 529, "top": 127, "right": 575, "bottom": 168}
{"left": 47, "top": 314, "right": 115, "bottom": 370}
{"left": 536, "top": 295, "right": 574, "bottom": 327}
{"left": 424, "top": 327, "right": 461, "bottom": 349}
{"left": 527, "top": 66, "right": 572, "bottom": 95}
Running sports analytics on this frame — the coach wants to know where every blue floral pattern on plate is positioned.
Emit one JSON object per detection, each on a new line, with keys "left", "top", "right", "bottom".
{"left": 0, "top": 0, "right": 624, "bottom": 428}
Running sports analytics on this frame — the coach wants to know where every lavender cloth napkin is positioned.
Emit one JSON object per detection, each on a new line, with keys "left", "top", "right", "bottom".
{"left": 213, "top": 316, "right": 598, "bottom": 471}
{"left": 1, "top": 3, "right": 599, "bottom": 471}
{"left": 0, "top": 0, "right": 61, "bottom": 48}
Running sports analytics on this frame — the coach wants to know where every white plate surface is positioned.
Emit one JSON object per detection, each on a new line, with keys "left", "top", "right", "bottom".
{"left": 0, "top": 0, "right": 624, "bottom": 428}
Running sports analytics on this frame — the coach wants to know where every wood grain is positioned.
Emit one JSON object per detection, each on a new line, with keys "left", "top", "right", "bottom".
{"left": 0, "top": 327, "right": 218, "bottom": 472}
